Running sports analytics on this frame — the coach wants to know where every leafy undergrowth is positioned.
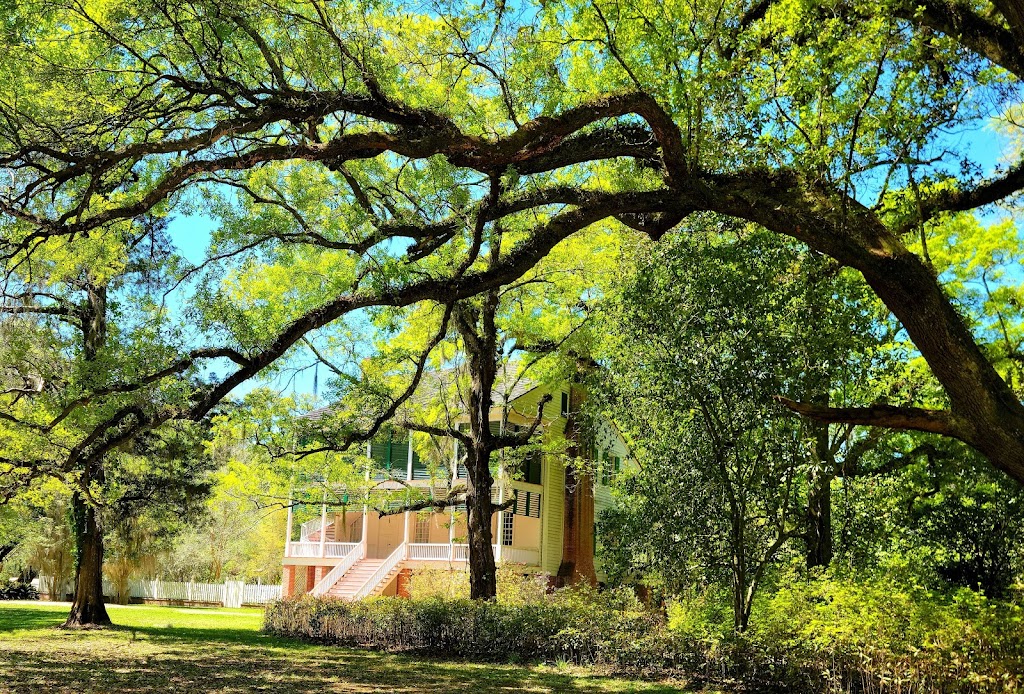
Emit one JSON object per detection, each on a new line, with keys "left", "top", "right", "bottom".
{"left": 0, "top": 602, "right": 705, "bottom": 693}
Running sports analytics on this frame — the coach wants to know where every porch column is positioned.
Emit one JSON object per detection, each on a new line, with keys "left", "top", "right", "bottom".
{"left": 362, "top": 443, "right": 371, "bottom": 560}
{"left": 318, "top": 501, "right": 328, "bottom": 558}
{"left": 402, "top": 510, "right": 411, "bottom": 559}
{"left": 284, "top": 498, "right": 294, "bottom": 558}
{"left": 360, "top": 503, "right": 368, "bottom": 559}
{"left": 449, "top": 508, "right": 455, "bottom": 561}
{"left": 495, "top": 485, "right": 506, "bottom": 564}
{"left": 407, "top": 430, "right": 414, "bottom": 481}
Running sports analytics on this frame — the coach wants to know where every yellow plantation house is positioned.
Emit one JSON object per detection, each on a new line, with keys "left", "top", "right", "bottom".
{"left": 280, "top": 378, "right": 629, "bottom": 600}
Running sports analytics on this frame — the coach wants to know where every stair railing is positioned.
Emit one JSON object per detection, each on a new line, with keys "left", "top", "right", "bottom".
{"left": 309, "top": 541, "right": 363, "bottom": 597}
{"left": 352, "top": 543, "right": 405, "bottom": 600}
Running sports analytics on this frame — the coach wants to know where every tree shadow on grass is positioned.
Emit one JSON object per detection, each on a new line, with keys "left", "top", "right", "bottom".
{"left": 0, "top": 639, "right": 693, "bottom": 693}
{"left": 0, "top": 605, "right": 696, "bottom": 693}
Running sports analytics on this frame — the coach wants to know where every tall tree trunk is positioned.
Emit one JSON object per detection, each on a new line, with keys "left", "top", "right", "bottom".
{"left": 456, "top": 294, "right": 501, "bottom": 600}
{"left": 465, "top": 445, "right": 497, "bottom": 600}
{"left": 806, "top": 419, "right": 834, "bottom": 570}
{"left": 64, "top": 489, "right": 110, "bottom": 627}
{"left": 805, "top": 465, "right": 833, "bottom": 570}
{"left": 64, "top": 281, "right": 111, "bottom": 627}
{"left": 558, "top": 387, "right": 597, "bottom": 586}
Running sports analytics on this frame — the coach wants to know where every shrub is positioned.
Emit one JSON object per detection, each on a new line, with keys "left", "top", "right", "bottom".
{"left": 407, "top": 565, "right": 550, "bottom": 603}
{"left": 265, "top": 575, "right": 1024, "bottom": 691}
{"left": 264, "top": 584, "right": 679, "bottom": 670}
{"left": 664, "top": 576, "right": 1024, "bottom": 693}
{"left": 0, "top": 581, "right": 39, "bottom": 600}
{"left": 747, "top": 576, "right": 1024, "bottom": 693}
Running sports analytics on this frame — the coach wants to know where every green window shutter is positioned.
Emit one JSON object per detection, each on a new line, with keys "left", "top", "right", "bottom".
{"left": 513, "top": 490, "right": 541, "bottom": 518}
{"left": 600, "top": 451, "right": 610, "bottom": 486}
{"left": 370, "top": 438, "right": 391, "bottom": 480}
{"left": 411, "top": 447, "right": 430, "bottom": 480}
{"left": 527, "top": 455, "right": 542, "bottom": 485}
{"left": 389, "top": 436, "right": 410, "bottom": 479}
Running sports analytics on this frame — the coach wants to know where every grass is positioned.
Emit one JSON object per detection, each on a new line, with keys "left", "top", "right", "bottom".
{"left": 0, "top": 601, "right": 710, "bottom": 693}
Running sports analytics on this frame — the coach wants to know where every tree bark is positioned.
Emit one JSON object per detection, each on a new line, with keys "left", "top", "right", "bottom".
{"left": 557, "top": 386, "right": 598, "bottom": 587}
{"left": 456, "top": 296, "right": 501, "bottom": 600}
{"left": 63, "top": 281, "right": 111, "bottom": 627}
{"left": 465, "top": 443, "right": 497, "bottom": 600}
{"left": 806, "top": 391, "right": 831, "bottom": 569}
{"left": 805, "top": 456, "right": 834, "bottom": 570}
{"left": 63, "top": 489, "right": 110, "bottom": 627}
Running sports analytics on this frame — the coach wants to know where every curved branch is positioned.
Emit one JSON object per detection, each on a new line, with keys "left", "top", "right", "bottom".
{"left": 775, "top": 396, "right": 963, "bottom": 438}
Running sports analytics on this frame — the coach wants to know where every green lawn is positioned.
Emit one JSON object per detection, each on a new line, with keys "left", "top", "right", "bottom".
{"left": 0, "top": 601, "right": 707, "bottom": 693}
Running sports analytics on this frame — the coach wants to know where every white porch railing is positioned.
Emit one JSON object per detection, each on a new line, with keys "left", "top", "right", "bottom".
{"left": 352, "top": 543, "right": 405, "bottom": 600}
{"left": 287, "top": 541, "right": 357, "bottom": 558}
{"left": 299, "top": 518, "right": 323, "bottom": 541}
{"left": 325, "top": 542, "right": 359, "bottom": 558}
{"left": 309, "top": 542, "right": 364, "bottom": 597}
{"left": 412, "top": 543, "right": 540, "bottom": 565}
{"left": 286, "top": 541, "right": 319, "bottom": 557}
{"left": 408, "top": 543, "right": 454, "bottom": 560}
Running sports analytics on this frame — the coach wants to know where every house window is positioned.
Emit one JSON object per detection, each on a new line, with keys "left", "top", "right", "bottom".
{"left": 515, "top": 451, "right": 543, "bottom": 485}
{"left": 513, "top": 490, "right": 541, "bottom": 518}
{"left": 601, "top": 453, "right": 622, "bottom": 486}
{"left": 560, "top": 392, "right": 569, "bottom": 418}
{"left": 501, "top": 511, "right": 514, "bottom": 546}
{"left": 370, "top": 428, "right": 410, "bottom": 479}
{"left": 414, "top": 515, "right": 430, "bottom": 544}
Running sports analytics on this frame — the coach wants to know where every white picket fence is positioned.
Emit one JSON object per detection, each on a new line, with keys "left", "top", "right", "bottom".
{"left": 36, "top": 575, "right": 281, "bottom": 607}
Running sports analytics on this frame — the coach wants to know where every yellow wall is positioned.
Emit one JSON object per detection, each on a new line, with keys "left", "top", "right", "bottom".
{"left": 368, "top": 514, "right": 405, "bottom": 558}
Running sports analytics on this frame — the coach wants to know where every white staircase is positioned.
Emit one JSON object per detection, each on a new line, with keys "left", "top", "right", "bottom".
{"left": 321, "top": 545, "right": 406, "bottom": 601}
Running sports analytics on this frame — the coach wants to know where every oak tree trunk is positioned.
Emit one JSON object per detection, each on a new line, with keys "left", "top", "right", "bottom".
{"left": 805, "top": 465, "right": 834, "bottom": 570}
{"left": 64, "top": 282, "right": 111, "bottom": 627}
{"left": 466, "top": 445, "right": 497, "bottom": 600}
{"left": 806, "top": 419, "right": 834, "bottom": 570}
{"left": 456, "top": 294, "right": 501, "bottom": 601}
{"left": 558, "top": 386, "right": 597, "bottom": 587}
{"left": 64, "top": 491, "right": 110, "bottom": 627}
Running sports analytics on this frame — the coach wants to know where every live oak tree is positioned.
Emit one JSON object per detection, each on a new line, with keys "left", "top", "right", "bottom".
{"left": 0, "top": 223, "right": 217, "bottom": 626}
{"left": 2, "top": 0, "right": 1024, "bottom": 616}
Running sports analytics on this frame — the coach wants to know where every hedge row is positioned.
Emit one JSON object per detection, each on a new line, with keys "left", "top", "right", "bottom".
{"left": 264, "top": 588, "right": 673, "bottom": 669}
{"left": 265, "top": 579, "right": 1024, "bottom": 693}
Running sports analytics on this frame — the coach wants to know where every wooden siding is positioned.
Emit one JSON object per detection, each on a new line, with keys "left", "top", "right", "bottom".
{"left": 540, "top": 452, "right": 565, "bottom": 574}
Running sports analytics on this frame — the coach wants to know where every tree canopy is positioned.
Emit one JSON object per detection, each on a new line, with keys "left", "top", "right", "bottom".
{"left": 2, "top": 0, "right": 1024, "bottom": 624}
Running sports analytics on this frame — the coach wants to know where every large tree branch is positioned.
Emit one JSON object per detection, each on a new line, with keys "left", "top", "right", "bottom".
{"left": 909, "top": 159, "right": 1024, "bottom": 229}
{"left": 893, "top": 0, "right": 1024, "bottom": 78}
{"left": 775, "top": 396, "right": 963, "bottom": 438}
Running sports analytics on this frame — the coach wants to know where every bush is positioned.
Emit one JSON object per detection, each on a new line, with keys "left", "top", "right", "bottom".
{"left": 265, "top": 575, "right": 1024, "bottom": 691}
{"left": 0, "top": 581, "right": 39, "bottom": 600}
{"left": 264, "top": 584, "right": 679, "bottom": 671}
{"left": 406, "top": 565, "right": 550, "bottom": 603}
{"left": 666, "top": 576, "right": 1024, "bottom": 693}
